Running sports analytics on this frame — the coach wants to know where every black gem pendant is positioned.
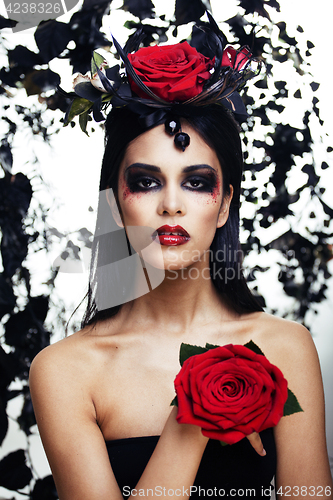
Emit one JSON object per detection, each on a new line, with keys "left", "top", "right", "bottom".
{"left": 174, "top": 132, "right": 190, "bottom": 152}
{"left": 165, "top": 118, "right": 181, "bottom": 136}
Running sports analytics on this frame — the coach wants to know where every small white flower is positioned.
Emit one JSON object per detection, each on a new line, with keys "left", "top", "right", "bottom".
{"left": 91, "top": 60, "right": 108, "bottom": 92}
{"left": 73, "top": 73, "right": 90, "bottom": 89}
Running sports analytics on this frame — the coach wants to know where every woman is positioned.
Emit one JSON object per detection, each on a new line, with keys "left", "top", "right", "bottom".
{"left": 29, "top": 18, "right": 332, "bottom": 500}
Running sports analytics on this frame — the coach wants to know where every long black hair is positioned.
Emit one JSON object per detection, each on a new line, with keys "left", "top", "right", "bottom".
{"left": 81, "top": 105, "right": 263, "bottom": 327}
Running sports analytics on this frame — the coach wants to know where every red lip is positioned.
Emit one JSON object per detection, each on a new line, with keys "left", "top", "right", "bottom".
{"left": 154, "top": 225, "right": 190, "bottom": 246}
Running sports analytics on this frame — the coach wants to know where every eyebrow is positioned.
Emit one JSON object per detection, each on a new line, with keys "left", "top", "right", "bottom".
{"left": 125, "top": 163, "right": 218, "bottom": 174}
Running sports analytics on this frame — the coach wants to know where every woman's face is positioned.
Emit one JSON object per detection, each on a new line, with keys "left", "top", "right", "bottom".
{"left": 115, "top": 122, "right": 233, "bottom": 272}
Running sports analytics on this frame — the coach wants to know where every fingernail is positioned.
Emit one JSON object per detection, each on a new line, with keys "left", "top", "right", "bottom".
{"left": 260, "top": 448, "right": 266, "bottom": 457}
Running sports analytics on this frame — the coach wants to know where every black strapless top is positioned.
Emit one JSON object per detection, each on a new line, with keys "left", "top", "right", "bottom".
{"left": 106, "top": 428, "right": 276, "bottom": 499}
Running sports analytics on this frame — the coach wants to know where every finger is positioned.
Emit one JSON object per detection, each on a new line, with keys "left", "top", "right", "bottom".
{"left": 246, "top": 432, "right": 266, "bottom": 456}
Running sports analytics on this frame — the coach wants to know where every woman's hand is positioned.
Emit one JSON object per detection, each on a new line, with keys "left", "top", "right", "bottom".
{"left": 246, "top": 432, "right": 266, "bottom": 456}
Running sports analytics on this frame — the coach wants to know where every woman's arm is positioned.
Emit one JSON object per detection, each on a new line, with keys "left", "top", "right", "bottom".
{"left": 132, "top": 407, "right": 208, "bottom": 497}
{"left": 29, "top": 345, "right": 123, "bottom": 500}
{"left": 270, "top": 323, "right": 332, "bottom": 499}
{"left": 29, "top": 344, "right": 209, "bottom": 500}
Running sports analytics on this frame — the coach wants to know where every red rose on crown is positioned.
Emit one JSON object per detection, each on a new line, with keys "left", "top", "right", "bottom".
{"left": 173, "top": 342, "right": 301, "bottom": 445}
{"left": 127, "top": 42, "right": 214, "bottom": 102}
{"left": 65, "top": 14, "right": 262, "bottom": 130}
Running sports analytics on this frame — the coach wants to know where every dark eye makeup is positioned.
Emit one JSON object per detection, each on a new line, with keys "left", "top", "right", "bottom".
{"left": 183, "top": 173, "right": 218, "bottom": 193}
{"left": 124, "top": 164, "right": 219, "bottom": 194}
{"left": 126, "top": 173, "right": 161, "bottom": 192}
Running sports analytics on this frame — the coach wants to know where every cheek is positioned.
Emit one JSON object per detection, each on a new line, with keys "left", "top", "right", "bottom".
{"left": 119, "top": 178, "right": 144, "bottom": 204}
{"left": 211, "top": 177, "right": 222, "bottom": 203}
{"left": 196, "top": 174, "right": 222, "bottom": 205}
{"left": 193, "top": 178, "right": 222, "bottom": 206}
{"left": 122, "top": 185, "right": 131, "bottom": 201}
{"left": 118, "top": 178, "right": 152, "bottom": 226}
{"left": 188, "top": 197, "right": 222, "bottom": 234}
{"left": 120, "top": 178, "right": 132, "bottom": 202}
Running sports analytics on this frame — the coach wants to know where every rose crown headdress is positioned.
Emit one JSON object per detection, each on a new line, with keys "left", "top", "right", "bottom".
{"left": 61, "top": 12, "right": 261, "bottom": 151}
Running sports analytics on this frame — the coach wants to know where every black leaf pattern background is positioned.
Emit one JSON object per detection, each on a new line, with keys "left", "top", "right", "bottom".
{"left": 0, "top": 0, "right": 332, "bottom": 496}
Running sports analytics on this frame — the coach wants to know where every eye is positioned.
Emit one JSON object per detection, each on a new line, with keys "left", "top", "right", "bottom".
{"left": 183, "top": 176, "right": 213, "bottom": 192}
{"left": 127, "top": 174, "right": 161, "bottom": 192}
{"left": 137, "top": 178, "right": 159, "bottom": 189}
{"left": 186, "top": 179, "right": 205, "bottom": 188}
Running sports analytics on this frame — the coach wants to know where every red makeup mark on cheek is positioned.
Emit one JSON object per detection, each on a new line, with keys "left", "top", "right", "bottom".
{"left": 210, "top": 178, "right": 221, "bottom": 203}
{"left": 121, "top": 181, "right": 144, "bottom": 202}
{"left": 122, "top": 186, "right": 131, "bottom": 200}
{"left": 120, "top": 179, "right": 134, "bottom": 202}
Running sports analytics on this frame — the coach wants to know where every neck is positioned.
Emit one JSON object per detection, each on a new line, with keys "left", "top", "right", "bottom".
{"left": 119, "top": 258, "right": 234, "bottom": 334}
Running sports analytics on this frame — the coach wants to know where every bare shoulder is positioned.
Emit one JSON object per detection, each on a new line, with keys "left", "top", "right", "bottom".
{"left": 253, "top": 310, "right": 311, "bottom": 340}
{"left": 29, "top": 332, "right": 89, "bottom": 429}
{"left": 29, "top": 321, "right": 114, "bottom": 405}
{"left": 248, "top": 312, "right": 318, "bottom": 372}
{"left": 30, "top": 318, "right": 119, "bottom": 381}
{"left": 30, "top": 326, "right": 91, "bottom": 383}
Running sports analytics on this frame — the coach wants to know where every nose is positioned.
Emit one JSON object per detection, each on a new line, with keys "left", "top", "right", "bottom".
{"left": 157, "top": 183, "right": 186, "bottom": 216}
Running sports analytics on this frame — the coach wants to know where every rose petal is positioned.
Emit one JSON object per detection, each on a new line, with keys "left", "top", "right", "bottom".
{"left": 174, "top": 342, "right": 290, "bottom": 443}
{"left": 202, "top": 426, "right": 246, "bottom": 445}
{"left": 128, "top": 41, "right": 213, "bottom": 102}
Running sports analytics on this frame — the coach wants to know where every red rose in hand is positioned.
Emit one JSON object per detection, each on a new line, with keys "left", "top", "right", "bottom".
{"left": 222, "top": 46, "right": 251, "bottom": 70}
{"left": 127, "top": 42, "right": 213, "bottom": 102}
{"left": 174, "top": 344, "right": 288, "bottom": 445}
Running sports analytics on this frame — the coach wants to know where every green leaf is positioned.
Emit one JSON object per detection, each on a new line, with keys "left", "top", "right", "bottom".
{"left": 283, "top": 388, "right": 303, "bottom": 416}
{"left": 101, "top": 94, "right": 113, "bottom": 104}
{"left": 91, "top": 51, "right": 107, "bottom": 75}
{"left": 243, "top": 340, "right": 265, "bottom": 356}
{"left": 170, "top": 396, "right": 178, "bottom": 407}
{"left": 79, "top": 110, "right": 89, "bottom": 136}
{"left": 219, "top": 440, "right": 228, "bottom": 446}
{"left": 205, "top": 343, "right": 220, "bottom": 350}
{"left": 179, "top": 343, "right": 208, "bottom": 366}
{"left": 124, "top": 20, "right": 134, "bottom": 29}
{"left": 64, "top": 98, "right": 93, "bottom": 125}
